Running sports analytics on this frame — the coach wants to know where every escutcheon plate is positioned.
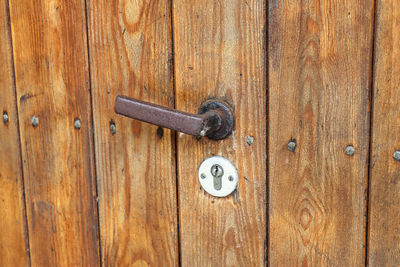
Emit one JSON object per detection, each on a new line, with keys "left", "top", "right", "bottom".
{"left": 198, "top": 156, "right": 238, "bottom": 197}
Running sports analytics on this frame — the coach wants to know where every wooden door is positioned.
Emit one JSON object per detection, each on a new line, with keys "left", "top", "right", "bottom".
{"left": 1, "top": 0, "right": 399, "bottom": 266}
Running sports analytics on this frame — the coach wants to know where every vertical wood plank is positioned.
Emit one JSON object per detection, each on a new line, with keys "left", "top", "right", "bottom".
{"left": 0, "top": 0, "right": 29, "bottom": 265}
{"left": 173, "top": 1, "right": 267, "bottom": 265}
{"left": 368, "top": 0, "right": 400, "bottom": 265}
{"left": 268, "top": 1, "right": 374, "bottom": 266}
{"left": 9, "top": 0, "right": 100, "bottom": 266}
{"left": 87, "top": 0, "right": 178, "bottom": 265}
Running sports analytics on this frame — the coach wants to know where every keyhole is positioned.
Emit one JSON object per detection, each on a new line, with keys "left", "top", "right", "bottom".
{"left": 211, "top": 164, "right": 224, "bottom": 191}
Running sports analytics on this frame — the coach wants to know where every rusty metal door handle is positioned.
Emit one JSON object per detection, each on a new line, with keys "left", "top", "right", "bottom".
{"left": 115, "top": 96, "right": 234, "bottom": 140}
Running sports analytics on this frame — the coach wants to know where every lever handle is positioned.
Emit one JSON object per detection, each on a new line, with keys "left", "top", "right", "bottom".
{"left": 115, "top": 96, "right": 234, "bottom": 140}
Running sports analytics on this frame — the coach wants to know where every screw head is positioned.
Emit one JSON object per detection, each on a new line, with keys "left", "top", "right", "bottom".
{"left": 3, "top": 112, "right": 9, "bottom": 124}
{"left": 345, "top": 145, "right": 355, "bottom": 156}
{"left": 31, "top": 116, "right": 39, "bottom": 127}
{"left": 211, "top": 164, "right": 224, "bottom": 177}
{"left": 200, "top": 173, "right": 206, "bottom": 179}
{"left": 393, "top": 150, "right": 400, "bottom": 162}
{"left": 288, "top": 140, "right": 296, "bottom": 152}
{"left": 246, "top": 136, "right": 254, "bottom": 146}
{"left": 228, "top": 175, "right": 234, "bottom": 181}
{"left": 74, "top": 119, "right": 81, "bottom": 130}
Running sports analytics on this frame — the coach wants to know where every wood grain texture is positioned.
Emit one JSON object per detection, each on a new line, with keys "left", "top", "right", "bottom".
{"left": 173, "top": 0, "right": 267, "bottom": 265}
{"left": 0, "top": 0, "right": 29, "bottom": 265}
{"left": 268, "top": 1, "right": 374, "bottom": 266}
{"left": 9, "top": 0, "right": 100, "bottom": 266}
{"left": 86, "top": 0, "right": 178, "bottom": 265}
{"left": 368, "top": 0, "right": 400, "bottom": 265}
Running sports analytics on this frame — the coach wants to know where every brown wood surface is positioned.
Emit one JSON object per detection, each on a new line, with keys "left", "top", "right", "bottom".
{"left": 0, "top": 0, "right": 29, "bottom": 265}
{"left": 86, "top": 0, "right": 178, "bottom": 265}
{"left": 368, "top": 0, "right": 400, "bottom": 265}
{"left": 4, "top": 0, "right": 400, "bottom": 266}
{"left": 173, "top": 0, "right": 267, "bottom": 265}
{"left": 268, "top": 1, "right": 374, "bottom": 266}
{"left": 9, "top": 0, "right": 100, "bottom": 266}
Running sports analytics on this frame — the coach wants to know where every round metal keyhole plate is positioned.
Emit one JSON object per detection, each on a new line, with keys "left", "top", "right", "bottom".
{"left": 198, "top": 156, "right": 238, "bottom": 197}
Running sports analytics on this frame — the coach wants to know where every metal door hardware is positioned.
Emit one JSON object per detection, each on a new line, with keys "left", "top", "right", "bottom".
{"left": 115, "top": 96, "right": 234, "bottom": 140}
{"left": 198, "top": 156, "right": 238, "bottom": 197}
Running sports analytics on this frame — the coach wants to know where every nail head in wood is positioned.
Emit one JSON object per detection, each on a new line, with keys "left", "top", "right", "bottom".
{"left": 393, "top": 150, "right": 400, "bottom": 162}
{"left": 288, "top": 140, "right": 296, "bottom": 152}
{"left": 3, "top": 112, "right": 9, "bottom": 124}
{"left": 74, "top": 118, "right": 81, "bottom": 130}
{"left": 345, "top": 145, "right": 355, "bottom": 156}
{"left": 32, "top": 116, "right": 39, "bottom": 127}
{"left": 110, "top": 121, "right": 116, "bottom": 135}
{"left": 246, "top": 136, "right": 254, "bottom": 146}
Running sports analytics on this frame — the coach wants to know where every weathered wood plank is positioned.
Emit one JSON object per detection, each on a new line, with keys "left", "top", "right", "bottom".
{"left": 86, "top": 0, "right": 179, "bottom": 265}
{"left": 9, "top": 0, "right": 100, "bottom": 265}
{"left": 173, "top": 0, "right": 267, "bottom": 265}
{"left": 0, "top": 0, "right": 29, "bottom": 265}
{"left": 368, "top": 0, "right": 400, "bottom": 265}
{"left": 268, "top": 1, "right": 374, "bottom": 265}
